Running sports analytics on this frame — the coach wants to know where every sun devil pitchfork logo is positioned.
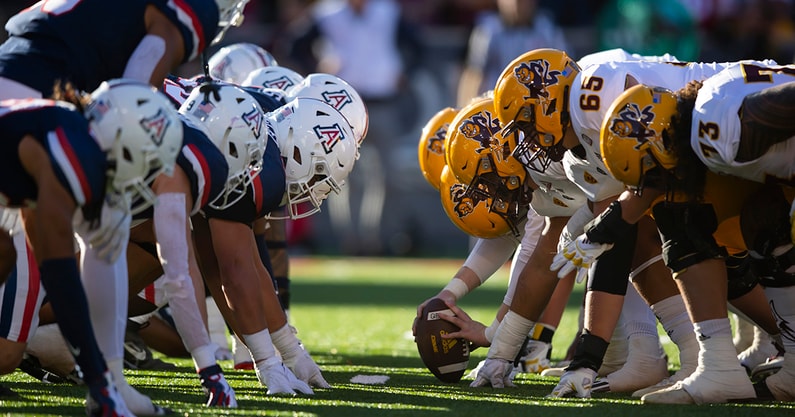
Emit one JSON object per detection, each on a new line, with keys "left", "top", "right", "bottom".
{"left": 140, "top": 108, "right": 172, "bottom": 146}
{"left": 313, "top": 123, "right": 346, "bottom": 154}
{"left": 514, "top": 59, "right": 561, "bottom": 101}
{"left": 607, "top": 103, "right": 658, "bottom": 148}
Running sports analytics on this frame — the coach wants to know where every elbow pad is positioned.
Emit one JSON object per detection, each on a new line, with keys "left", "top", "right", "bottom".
{"left": 585, "top": 201, "right": 633, "bottom": 245}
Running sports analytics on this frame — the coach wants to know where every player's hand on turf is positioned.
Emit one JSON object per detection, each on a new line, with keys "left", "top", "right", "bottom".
{"left": 547, "top": 367, "right": 597, "bottom": 398}
{"left": 256, "top": 357, "right": 314, "bottom": 395}
{"left": 284, "top": 348, "right": 331, "bottom": 389}
{"left": 438, "top": 303, "right": 489, "bottom": 348}
{"left": 413, "top": 293, "right": 457, "bottom": 336}
{"left": 469, "top": 358, "right": 515, "bottom": 388}
{"left": 198, "top": 365, "right": 237, "bottom": 407}
{"left": 550, "top": 234, "right": 613, "bottom": 283}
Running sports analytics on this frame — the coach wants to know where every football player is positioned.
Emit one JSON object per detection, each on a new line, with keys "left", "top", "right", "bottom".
{"left": 0, "top": 80, "right": 182, "bottom": 415}
{"left": 559, "top": 62, "right": 795, "bottom": 403}
{"left": 180, "top": 83, "right": 358, "bottom": 393}
{"left": 482, "top": 48, "right": 780, "bottom": 398}
{"left": 412, "top": 101, "right": 573, "bottom": 376}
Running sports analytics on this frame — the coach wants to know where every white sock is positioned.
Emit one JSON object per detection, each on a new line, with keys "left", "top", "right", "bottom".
{"left": 243, "top": 328, "right": 277, "bottom": 364}
{"left": 270, "top": 324, "right": 301, "bottom": 362}
{"left": 652, "top": 295, "right": 698, "bottom": 373}
{"left": 693, "top": 319, "right": 744, "bottom": 371}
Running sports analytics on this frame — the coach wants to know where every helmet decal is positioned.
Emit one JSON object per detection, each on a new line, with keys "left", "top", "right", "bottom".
{"left": 139, "top": 108, "right": 172, "bottom": 146}
{"left": 426, "top": 123, "right": 448, "bottom": 156}
{"left": 608, "top": 103, "right": 657, "bottom": 149}
{"left": 264, "top": 75, "right": 298, "bottom": 91}
{"left": 459, "top": 109, "right": 501, "bottom": 152}
{"left": 321, "top": 89, "right": 354, "bottom": 111}
{"left": 514, "top": 60, "right": 560, "bottom": 101}
{"left": 242, "top": 107, "right": 263, "bottom": 139}
{"left": 313, "top": 123, "right": 347, "bottom": 154}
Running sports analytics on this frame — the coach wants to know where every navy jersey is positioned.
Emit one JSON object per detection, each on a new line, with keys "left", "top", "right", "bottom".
{"left": 0, "top": 0, "right": 218, "bottom": 95}
{"left": 0, "top": 99, "right": 106, "bottom": 210}
{"left": 242, "top": 87, "right": 289, "bottom": 112}
{"left": 132, "top": 118, "right": 228, "bottom": 219}
{"left": 203, "top": 134, "right": 286, "bottom": 224}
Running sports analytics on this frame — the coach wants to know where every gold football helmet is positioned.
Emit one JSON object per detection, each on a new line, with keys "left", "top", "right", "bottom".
{"left": 439, "top": 166, "right": 528, "bottom": 239}
{"left": 445, "top": 97, "right": 525, "bottom": 201}
{"left": 494, "top": 49, "right": 580, "bottom": 172}
{"left": 418, "top": 107, "right": 457, "bottom": 191}
{"left": 600, "top": 84, "right": 679, "bottom": 189}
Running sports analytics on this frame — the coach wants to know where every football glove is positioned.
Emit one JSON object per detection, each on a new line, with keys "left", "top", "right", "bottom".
{"left": 283, "top": 348, "right": 331, "bottom": 389}
{"left": 74, "top": 192, "right": 131, "bottom": 263}
{"left": 255, "top": 357, "right": 314, "bottom": 395}
{"left": 550, "top": 234, "right": 613, "bottom": 283}
{"left": 199, "top": 365, "right": 237, "bottom": 407}
{"left": 547, "top": 367, "right": 597, "bottom": 398}
{"left": 469, "top": 358, "right": 515, "bottom": 388}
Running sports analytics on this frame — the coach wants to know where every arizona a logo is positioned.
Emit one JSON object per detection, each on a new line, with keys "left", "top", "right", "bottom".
{"left": 314, "top": 123, "right": 346, "bottom": 154}
{"left": 140, "top": 108, "right": 171, "bottom": 146}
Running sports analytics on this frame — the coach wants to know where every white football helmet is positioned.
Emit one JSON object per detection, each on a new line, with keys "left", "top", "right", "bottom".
{"left": 208, "top": 42, "right": 278, "bottom": 84}
{"left": 241, "top": 66, "right": 304, "bottom": 92}
{"left": 212, "top": 0, "right": 250, "bottom": 45}
{"left": 267, "top": 98, "right": 357, "bottom": 219}
{"left": 85, "top": 79, "right": 183, "bottom": 213}
{"left": 179, "top": 82, "right": 266, "bottom": 210}
{"left": 288, "top": 73, "right": 369, "bottom": 145}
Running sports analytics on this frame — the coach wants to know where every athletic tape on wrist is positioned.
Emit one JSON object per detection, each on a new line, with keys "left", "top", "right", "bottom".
{"left": 442, "top": 278, "right": 469, "bottom": 300}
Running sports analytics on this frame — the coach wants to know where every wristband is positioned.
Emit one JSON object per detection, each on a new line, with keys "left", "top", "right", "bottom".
{"left": 442, "top": 278, "right": 469, "bottom": 300}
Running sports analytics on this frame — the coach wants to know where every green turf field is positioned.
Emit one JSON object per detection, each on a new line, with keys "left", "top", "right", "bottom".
{"left": 0, "top": 256, "right": 792, "bottom": 416}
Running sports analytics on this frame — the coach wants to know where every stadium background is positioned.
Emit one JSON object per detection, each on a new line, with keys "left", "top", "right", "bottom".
{"left": 2, "top": 0, "right": 793, "bottom": 258}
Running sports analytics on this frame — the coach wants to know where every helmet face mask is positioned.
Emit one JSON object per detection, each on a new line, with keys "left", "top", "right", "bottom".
{"left": 439, "top": 166, "right": 528, "bottom": 239}
{"left": 494, "top": 49, "right": 579, "bottom": 172}
{"left": 212, "top": 0, "right": 250, "bottom": 45}
{"left": 86, "top": 79, "right": 183, "bottom": 214}
{"left": 267, "top": 98, "right": 357, "bottom": 220}
{"left": 600, "top": 84, "right": 679, "bottom": 193}
{"left": 179, "top": 82, "right": 266, "bottom": 210}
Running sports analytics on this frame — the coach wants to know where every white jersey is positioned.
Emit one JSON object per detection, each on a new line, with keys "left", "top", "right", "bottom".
{"left": 567, "top": 60, "right": 736, "bottom": 201}
{"left": 691, "top": 62, "right": 795, "bottom": 183}
{"left": 527, "top": 156, "right": 587, "bottom": 218}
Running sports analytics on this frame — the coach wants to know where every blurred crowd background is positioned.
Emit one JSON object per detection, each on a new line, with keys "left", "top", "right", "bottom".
{"left": 2, "top": 0, "right": 795, "bottom": 258}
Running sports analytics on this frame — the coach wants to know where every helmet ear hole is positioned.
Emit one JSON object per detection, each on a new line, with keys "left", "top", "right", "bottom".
{"left": 228, "top": 141, "right": 239, "bottom": 159}
{"left": 122, "top": 147, "right": 133, "bottom": 164}
{"left": 291, "top": 146, "right": 303, "bottom": 165}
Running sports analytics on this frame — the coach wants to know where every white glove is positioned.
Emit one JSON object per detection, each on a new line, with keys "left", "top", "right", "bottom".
{"left": 255, "top": 357, "right": 314, "bottom": 395}
{"left": 550, "top": 234, "right": 613, "bottom": 283}
{"left": 546, "top": 367, "right": 597, "bottom": 398}
{"left": 283, "top": 348, "right": 331, "bottom": 389}
{"left": 469, "top": 358, "right": 515, "bottom": 388}
{"left": 73, "top": 192, "right": 132, "bottom": 263}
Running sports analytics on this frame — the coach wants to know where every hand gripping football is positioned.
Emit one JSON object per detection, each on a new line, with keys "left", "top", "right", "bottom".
{"left": 414, "top": 298, "right": 470, "bottom": 382}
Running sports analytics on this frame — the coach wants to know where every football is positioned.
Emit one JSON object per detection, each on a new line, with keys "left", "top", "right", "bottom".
{"left": 414, "top": 298, "right": 470, "bottom": 383}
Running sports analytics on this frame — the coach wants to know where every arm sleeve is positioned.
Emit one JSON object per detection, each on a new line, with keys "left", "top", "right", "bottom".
{"left": 154, "top": 192, "right": 212, "bottom": 359}
{"left": 463, "top": 235, "right": 518, "bottom": 285}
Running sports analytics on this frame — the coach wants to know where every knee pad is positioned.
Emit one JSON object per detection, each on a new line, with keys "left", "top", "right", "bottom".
{"left": 587, "top": 223, "right": 638, "bottom": 295}
{"left": 653, "top": 202, "right": 726, "bottom": 273}
{"left": 725, "top": 252, "right": 759, "bottom": 300}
